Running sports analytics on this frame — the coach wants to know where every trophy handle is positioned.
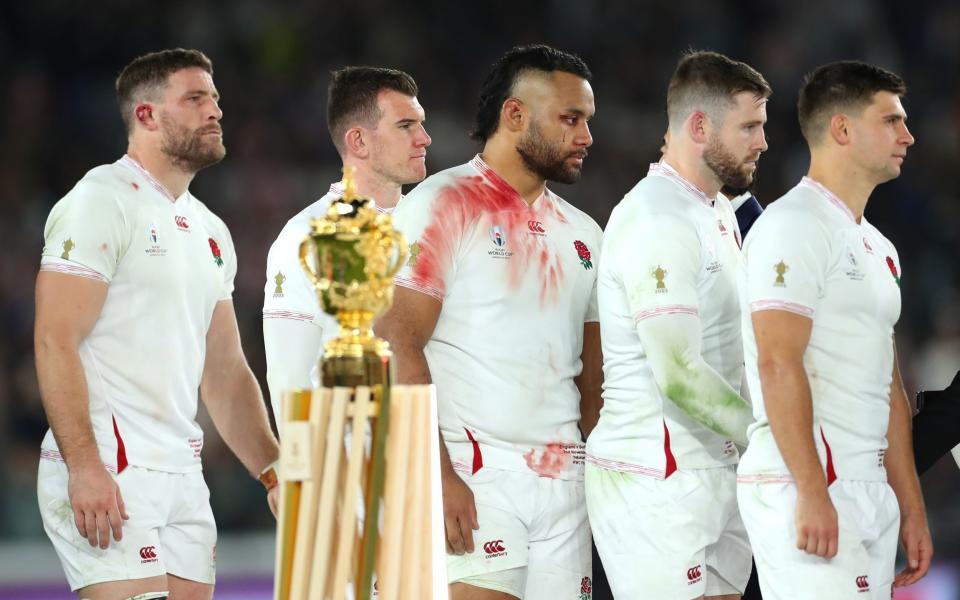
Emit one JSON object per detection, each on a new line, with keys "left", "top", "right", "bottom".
{"left": 299, "top": 236, "right": 322, "bottom": 288}
{"left": 383, "top": 230, "right": 408, "bottom": 279}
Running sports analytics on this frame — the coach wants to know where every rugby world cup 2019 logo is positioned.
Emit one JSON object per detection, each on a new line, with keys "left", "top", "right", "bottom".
{"left": 487, "top": 225, "right": 514, "bottom": 259}
{"left": 490, "top": 226, "right": 506, "bottom": 247}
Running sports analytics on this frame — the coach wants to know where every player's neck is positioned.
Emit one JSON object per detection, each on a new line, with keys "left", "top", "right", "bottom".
{"left": 347, "top": 165, "right": 402, "bottom": 209}
{"left": 126, "top": 144, "right": 194, "bottom": 200}
{"left": 807, "top": 156, "right": 873, "bottom": 223}
{"left": 480, "top": 138, "right": 546, "bottom": 205}
{"left": 662, "top": 149, "right": 721, "bottom": 199}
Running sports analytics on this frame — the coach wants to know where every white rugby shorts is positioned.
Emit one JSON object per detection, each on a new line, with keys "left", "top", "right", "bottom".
{"left": 38, "top": 459, "right": 216, "bottom": 591}
{"left": 586, "top": 464, "right": 751, "bottom": 599}
{"left": 737, "top": 478, "right": 899, "bottom": 600}
{"left": 447, "top": 467, "right": 592, "bottom": 599}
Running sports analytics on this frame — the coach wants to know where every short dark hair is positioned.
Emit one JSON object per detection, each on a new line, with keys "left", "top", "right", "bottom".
{"left": 471, "top": 44, "right": 592, "bottom": 143}
{"left": 326, "top": 67, "right": 419, "bottom": 155}
{"left": 666, "top": 50, "right": 771, "bottom": 131}
{"left": 115, "top": 48, "right": 213, "bottom": 134}
{"left": 798, "top": 61, "right": 907, "bottom": 145}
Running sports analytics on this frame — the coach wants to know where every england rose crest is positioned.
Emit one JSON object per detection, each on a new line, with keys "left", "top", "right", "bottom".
{"left": 579, "top": 576, "right": 592, "bottom": 599}
{"left": 886, "top": 256, "right": 900, "bottom": 287}
{"left": 574, "top": 240, "right": 592, "bottom": 270}
{"left": 209, "top": 237, "right": 224, "bottom": 267}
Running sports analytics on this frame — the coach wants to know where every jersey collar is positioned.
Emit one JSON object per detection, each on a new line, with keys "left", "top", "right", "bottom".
{"left": 119, "top": 155, "right": 180, "bottom": 204}
{"left": 326, "top": 181, "right": 398, "bottom": 215}
{"left": 648, "top": 161, "right": 715, "bottom": 208}
{"left": 469, "top": 154, "right": 551, "bottom": 209}
{"left": 799, "top": 177, "right": 857, "bottom": 224}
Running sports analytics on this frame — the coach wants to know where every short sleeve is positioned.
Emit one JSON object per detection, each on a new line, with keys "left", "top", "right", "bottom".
{"left": 392, "top": 181, "right": 465, "bottom": 302}
{"left": 216, "top": 222, "right": 237, "bottom": 300}
{"left": 743, "top": 209, "right": 828, "bottom": 318}
{"left": 610, "top": 213, "right": 702, "bottom": 324}
{"left": 263, "top": 223, "right": 324, "bottom": 323}
{"left": 39, "top": 181, "right": 128, "bottom": 283}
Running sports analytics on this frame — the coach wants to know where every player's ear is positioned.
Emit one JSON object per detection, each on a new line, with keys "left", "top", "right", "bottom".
{"left": 829, "top": 114, "right": 851, "bottom": 146}
{"left": 134, "top": 103, "right": 159, "bottom": 131}
{"left": 344, "top": 127, "right": 369, "bottom": 158}
{"left": 687, "top": 111, "right": 709, "bottom": 144}
{"left": 501, "top": 97, "right": 526, "bottom": 134}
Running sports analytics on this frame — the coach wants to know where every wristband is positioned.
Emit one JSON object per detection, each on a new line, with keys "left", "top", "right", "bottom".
{"left": 258, "top": 460, "right": 279, "bottom": 492}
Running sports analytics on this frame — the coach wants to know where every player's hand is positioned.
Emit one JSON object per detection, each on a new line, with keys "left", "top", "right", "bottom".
{"left": 267, "top": 485, "right": 279, "bottom": 518}
{"left": 67, "top": 462, "right": 129, "bottom": 549}
{"left": 894, "top": 511, "right": 933, "bottom": 587}
{"left": 794, "top": 487, "right": 838, "bottom": 558}
{"left": 441, "top": 470, "right": 478, "bottom": 555}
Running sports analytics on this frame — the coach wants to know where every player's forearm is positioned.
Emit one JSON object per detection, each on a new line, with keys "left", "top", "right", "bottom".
{"left": 759, "top": 357, "right": 826, "bottom": 493}
{"left": 263, "top": 318, "right": 325, "bottom": 429}
{"left": 659, "top": 354, "right": 752, "bottom": 445}
{"left": 203, "top": 359, "right": 279, "bottom": 476}
{"left": 576, "top": 323, "right": 603, "bottom": 439}
{"left": 387, "top": 341, "right": 433, "bottom": 385}
{"left": 637, "top": 315, "right": 751, "bottom": 444}
{"left": 886, "top": 365, "right": 925, "bottom": 517}
{"left": 34, "top": 337, "right": 102, "bottom": 470}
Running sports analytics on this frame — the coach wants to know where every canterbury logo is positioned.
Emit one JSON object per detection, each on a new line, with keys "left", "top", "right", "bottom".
{"left": 527, "top": 220, "right": 545, "bottom": 233}
{"left": 174, "top": 216, "right": 189, "bottom": 230}
{"left": 855, "top": 575, "right": 869, "bottom": 590}
{"left": 139, "top": 546, "right": 158, "bottom": 560}
{"left": 686, "top": 565, "right": 702, "bottom": 582}
{"left": 483, "top": 540, "right": 505, "bottom": 554}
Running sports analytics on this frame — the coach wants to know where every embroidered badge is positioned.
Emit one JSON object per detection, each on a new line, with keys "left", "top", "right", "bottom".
{"left": 573, "top": 240, "right": 593, "bottom": 270}
{"left": 61, "top": 238, "right": 75, "bottom": 260}
{"left": 653, "top": 265, "right": 668, "bottom": 293}
{"left": 209, "top": 237, "right": 224, "bottom": 267}
{"left": 408, "top": 242, "right": 421, "bottom": 267}
{"left": 886, "top": 256, "right": 901, "bottom": 287}
{"left": 273, "top": 271, "right": 286, "bottom": 297}
{"left": 774, "top": 260, "right": 789, "bottom": 287}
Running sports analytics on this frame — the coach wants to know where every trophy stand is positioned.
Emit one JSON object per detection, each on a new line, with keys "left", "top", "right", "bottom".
{"left": 273, "top": 169, "right": 445, "bottom": 600}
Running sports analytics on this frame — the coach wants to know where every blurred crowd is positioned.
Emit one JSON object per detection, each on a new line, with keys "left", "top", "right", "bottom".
{"left": 1, "top": 0, "right": 957, "bottom": 557}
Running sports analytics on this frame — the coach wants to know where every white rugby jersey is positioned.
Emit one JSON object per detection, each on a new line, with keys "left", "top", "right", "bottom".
{"left": 262, "top": 183, "right": 398, "bottom": 396}
{"left": 586, "top": 162, "right": 744, "bottom": 477}
{"left": 738, "top": 177, "right": 901, "bottom": 484}
{"left": 392, "top": 155, "right": 602, "bottom": 481}
{"left": 39, "top": 155, "right": 236, "bottom": 473}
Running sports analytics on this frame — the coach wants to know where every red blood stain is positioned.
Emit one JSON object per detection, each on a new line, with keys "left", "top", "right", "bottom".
{"left": 411, "top": 172, "right": 567, "bottom": 305}
{"left": 523, "top": 442, "right": 572, "bottom": 478}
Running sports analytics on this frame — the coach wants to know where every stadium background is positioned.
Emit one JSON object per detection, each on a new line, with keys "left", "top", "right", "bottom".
{"left": 1, "top": 1, "right": 958, "bottom": 598}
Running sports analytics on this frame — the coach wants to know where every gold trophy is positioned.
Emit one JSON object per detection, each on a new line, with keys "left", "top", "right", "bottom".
{"left": 275, "top": 167, "right": 439, "bottom": 600}
{"left": 300, "top": 167, "right": 406, "bottom": 387}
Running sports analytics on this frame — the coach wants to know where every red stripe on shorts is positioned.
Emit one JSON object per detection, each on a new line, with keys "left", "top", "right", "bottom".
{"left": 113, "top": 416, "right": 129, "bottom": 474}
{"left": 464, "top": 427, "right": 483, "bottom": 475}
{"left": 819, "top": 426, "right": 837, "bottom": 486}
{"left": 663, "top": 419, "right": 677, "bottom": 479}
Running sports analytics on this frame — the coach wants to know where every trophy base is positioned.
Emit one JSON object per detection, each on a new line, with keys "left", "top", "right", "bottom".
{"left": 321, "top": 352, "right": 393, "bottom": 388}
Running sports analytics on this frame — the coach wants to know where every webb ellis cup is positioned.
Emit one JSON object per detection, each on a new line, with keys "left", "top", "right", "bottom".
{"left": 291, "top": 166, "right": 407, "bottom": 599}
{"left": 299, "top": 166, "right": 407, "bottom": 386}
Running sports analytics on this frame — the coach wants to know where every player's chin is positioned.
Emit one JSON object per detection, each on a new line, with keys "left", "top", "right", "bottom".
{"left": 407, "top": 163, "right": 427, "bottom": 182}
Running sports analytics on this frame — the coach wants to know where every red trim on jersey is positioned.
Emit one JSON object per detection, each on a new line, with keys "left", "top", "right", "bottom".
{"left": 113, "top": 416, "right": 128, "bottom": 474}
{"left": 663, "top": 420, "right": 678, "bottom": 479}
{"left": 734, "top": 229, "right": 742, "bottom": 249}
{"left": 819, "top": 426, "right": 837, "bottom": 486}
{"left": 464, "top": 427, "right": 483, "bottom": 475}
